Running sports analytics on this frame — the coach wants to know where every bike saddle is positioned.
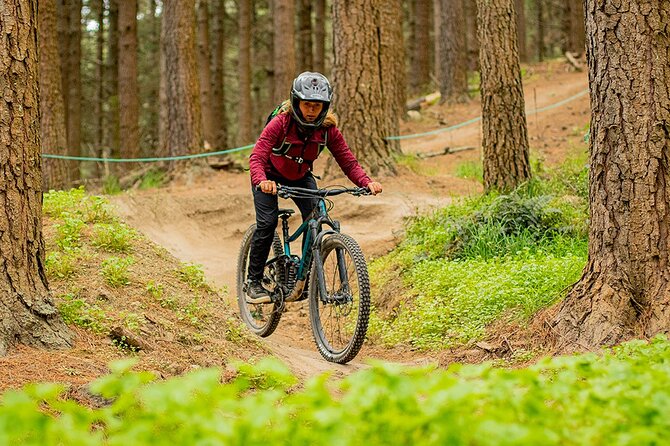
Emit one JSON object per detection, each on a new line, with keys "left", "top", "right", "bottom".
{"left": 278, "top": 209, "right": 295, "bottom": 217}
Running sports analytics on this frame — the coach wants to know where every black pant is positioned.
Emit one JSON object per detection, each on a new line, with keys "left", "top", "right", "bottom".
{"left": 247, "top": 173, "right": 318, "bottom": 281}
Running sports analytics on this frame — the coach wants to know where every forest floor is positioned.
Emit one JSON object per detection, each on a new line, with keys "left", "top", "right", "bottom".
{"left": 0, "top": 60, "right": 590, "bottom": 389}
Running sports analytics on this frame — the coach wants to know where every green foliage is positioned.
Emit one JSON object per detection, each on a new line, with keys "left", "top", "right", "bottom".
{"left": 57, "top": 294, "right": 108, "bottom": 334}
{"left": 101, "top": 256, "right": 134, "bottom": 287}
{"left": 91, "top": 222, "right": 136, "bottom": 253}
{"left": 177, "top": 296, "right": 206, "bottom": 327}
{"left": 53, "top": 216, "right": 86, "bottom": 250}
{"left": 3, "top": 337, "right": 670, "bottom": 445}
{"left": 45, "top": 249, "right": 79, "bottom": 279}
{"left": 177, "top": 262, "right": 209, "bottom": 290}
{"left": 44, "top": 187, "right": 115, "bottom": 223}
{"left": 454, "top": 160, "right": 483, "bottom": 182}
{"left": 404, "top": 185, "right": 587, "bottom": 262}
{"left": 541, "top": 153, "right": 590, "bottom": 200}
{"left": 139, "top": 168, "right": 166, "bottom": 190}
{"left": 369, "top": 254, "right": 585, "bottom": 349}
{"left": 370, "top": 170, "right": 589, "bottom": 349}
{"left": 102, "top": 175, "right": 122, "bottom": 195}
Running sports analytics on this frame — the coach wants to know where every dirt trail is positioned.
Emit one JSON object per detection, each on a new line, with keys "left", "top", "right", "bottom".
{"left": 112, "top": 67, "right": 589, "bottom": 379}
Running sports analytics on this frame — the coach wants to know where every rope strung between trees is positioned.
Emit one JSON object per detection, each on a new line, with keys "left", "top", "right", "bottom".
{"left": 42, "top": 88, "right": 589, "bottom": 163}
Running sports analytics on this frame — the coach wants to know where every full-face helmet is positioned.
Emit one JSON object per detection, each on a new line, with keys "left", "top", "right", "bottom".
{"left": 290, "top": 71, "right": 333, "bottom": 130}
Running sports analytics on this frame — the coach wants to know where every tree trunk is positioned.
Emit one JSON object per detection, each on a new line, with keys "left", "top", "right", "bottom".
{"left": 434, "top": 0, "right": 441, "bottom": 84}
{"left": 536, "top": 0, "right": 545, "bottom": 61}
{"left": 66, "top": 0, "right": 82, "bottom": 180}
{"left": 297, "top": 0, "right": 313, "bottom": 72}
{"left": 144, "top": 0, "right": 160, "bottom": 155}
{"left": 158, "top": 10, "right": 168, "bottom": 157}
{"left": 552, "top": 0, "right": 670, "bottom": 350}
{"left": 210, "top": 0, "right": 227, "bottom": 149}
{"left": 118, "top": 0, "right": 140, "bottom": 161}
{"left": 439, "top": 0, "right": 468, "bottom": 103}
{"left": 410, "top": 0, "right": 431, "bottom": 94}
{"left": 0, "top": 0, "right": 73, "bottom": 356}
{"left": 463, "top": 0, "right": 479, "bottom": 71}
{"left": 564, "top": 1, "right": 585, "bottom": 55}
{"left": 273, "top": 0, "right": 296, "bottom": 103}
{"left": 162, "top": 0, "right": 203, "bottom": 159}
{"left": 238, "top": 0, "right": 253, "bottom": 145}
{"left": 515, "top": 0, "right": 527, "bottom": 62}
{"left": 107, "top": 0, "right": 120, "bottom": 158}
{"left": 95, "top": 0, "right": 105, "bottom": 161}
{"left": 331, "top": 0, "right": 403, "bottom": 176}
{"left": 196, "top": 0, "right": 216, "bottom": 149}
{"left": 39, "top": 0, "right": 71, "bottom": 190}
{"left": 313, "top": 0, "right": 326, "bottom": 74}
{"left": 477, "top": 0, "right": 531, "bottom": 192}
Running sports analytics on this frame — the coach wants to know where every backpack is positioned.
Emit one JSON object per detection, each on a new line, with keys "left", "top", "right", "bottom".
{"left": 264, "top": 101, "right": 328, "bottom": 159}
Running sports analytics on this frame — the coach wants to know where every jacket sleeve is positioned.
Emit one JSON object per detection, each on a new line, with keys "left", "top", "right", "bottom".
{"left": 326, "top": 127, "right": 372, "bottom": 188}
{"left": 249, "top": 115, "right": 284, "bottom": 186}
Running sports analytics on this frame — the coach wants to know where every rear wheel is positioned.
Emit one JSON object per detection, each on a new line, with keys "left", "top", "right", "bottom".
{"left": 308, "top": 233, "right": 370, "bottom": 364}
{"left": 237, "top": 224, "right": 283, "bottom": 337}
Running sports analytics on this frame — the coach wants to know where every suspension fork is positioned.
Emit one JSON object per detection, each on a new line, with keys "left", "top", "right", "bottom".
{"left": 336, "top": 245, "right": 351, "bottom": 294}
{"left": 311, "top": 219, "right": 349, "bottom": 302}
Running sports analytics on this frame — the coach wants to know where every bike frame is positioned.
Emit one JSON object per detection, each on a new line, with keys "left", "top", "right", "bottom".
{"left": 274, "top": 198, "right": 336, "bottom": 302}
{"left": 267, "top": 194, "right": 354, "bottom": 304}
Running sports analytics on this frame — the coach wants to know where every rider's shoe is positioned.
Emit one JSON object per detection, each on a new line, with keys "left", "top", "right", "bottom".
{"left": 295, "top": 275, "right": 310, "bottom": 302}
{"left": 246, "top": 280, "right": 270, "bottom": 300}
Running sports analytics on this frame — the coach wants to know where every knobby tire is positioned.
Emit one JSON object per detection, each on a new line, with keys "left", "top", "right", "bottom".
{"left": 309, "top": 233, "right": 370, "bottom": 364}
{"left": 236, "top": 224, "right": 283, "bottom": 337}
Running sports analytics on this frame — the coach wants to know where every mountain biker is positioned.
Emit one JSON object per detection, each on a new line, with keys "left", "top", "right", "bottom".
{"left": 246, "top": 71, "right": 382, "bottom": 300}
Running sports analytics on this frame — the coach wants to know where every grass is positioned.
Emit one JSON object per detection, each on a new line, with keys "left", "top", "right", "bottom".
{"left": 91, "top": 222, "right": 137, "bottom": 253}
{"left": 369, "top": 159, "right": 590, "bottom": 350}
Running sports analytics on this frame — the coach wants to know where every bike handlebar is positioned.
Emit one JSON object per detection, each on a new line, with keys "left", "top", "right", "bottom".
{"left": 255, "top": 184, "right": 371, "bottom": 198}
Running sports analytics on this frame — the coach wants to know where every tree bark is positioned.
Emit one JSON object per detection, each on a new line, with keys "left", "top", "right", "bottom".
{"left": 313, "top": 0, "right": 326, "bottom": 74}
{"left": 238, "top": 0, "right": 253, "bottom": 145}
{"left": 536, "top": 0, "right": 545, "bottom": 61}
{"left": 94, "top": 0, "right": 105, "bottom": 160}
{"left": 564, "top": 1, "right": 585, "bottom": 55}
{"left": 57, "top": 0, "right": 69, "bottom": 127}
{"left": 439, "top": 0, "right": 469, "bottom": 103}
{"left": 273, "top": 0, "right": 296, "bottom": 103}
{"left": 552, "top": 0, "right": 670, "bottom": 350}
{"left": 107, "top": 0, "right": 120, "bottom": 158}
{"left": 210, "top": 0, "right": 227, "bottom": 149}
{"left": 515, "top": 0, "right": 527, "bottom": 62}
{"left": 162, "top": 0, "right": 203, "bottom": 159}
{"left": 196, "top": 0, "right": 217, "bottom": 149}
{"left": 297, "top": 0, "right": 313, "bottom": 72}
{"left": 331, "top": 0, "right": 403, "bottom": 176}
{"left": 463, "top": 0, "right": 479, "bottom": 71}
{"left": 0, "top": 0, "right": 73, "bottom": 356}
{"left": 66, "top": 0, "right": 82, "bottom": 180}
{"left": 477, "top": 0, "right": 531, "bottom": 192}
{"left": 410, "top": 0, "right": 432, "bottom": 94}
{"left": 38, "top": 0, "right": 71, "bottom": 190}
{"left": 118, "top": 0, "right": 140, "bottom": 161}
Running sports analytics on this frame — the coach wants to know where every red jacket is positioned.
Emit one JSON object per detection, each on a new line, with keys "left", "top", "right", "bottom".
{"left": 249, "top": 113, "right": 371, "bottom": 187}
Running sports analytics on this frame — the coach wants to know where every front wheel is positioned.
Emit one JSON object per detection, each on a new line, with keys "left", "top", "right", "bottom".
{"left": 308, "top": 233, "right": 370, "bottom": 364}
{"left": 236, "top": 224, "right": 283, "bottom": 337}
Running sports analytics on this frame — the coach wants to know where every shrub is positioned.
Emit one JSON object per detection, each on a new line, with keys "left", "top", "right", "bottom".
{"left": 2, "top": 337, "right": 670, "bottom": 445}
{"left": 57, "top": 294, "right": 108, "bottom": 333}
{"left": 91, "top": 222, "right": 136, "bottom": 253}
{"left": 101, "top": 256, "right": 134, "bottom": 287}
{"left": 45, "top": 249, "right": 79, "bottom": 280}
{"left": 177, "top": 263, "right": 208, "bottom": 290}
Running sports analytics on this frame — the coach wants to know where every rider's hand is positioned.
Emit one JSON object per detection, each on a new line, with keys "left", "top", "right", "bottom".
{"left": 259, "top": 180, "right": 277, "bottom": 195}
{"left": 366, "top": 181, "right": 382, "bottom": 195}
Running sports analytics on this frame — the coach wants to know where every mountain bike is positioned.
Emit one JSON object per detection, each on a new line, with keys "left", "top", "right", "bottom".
{"left": 236, "top": 185, "right": 371, "bottom": 364}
